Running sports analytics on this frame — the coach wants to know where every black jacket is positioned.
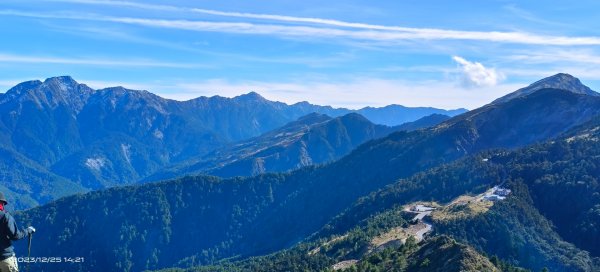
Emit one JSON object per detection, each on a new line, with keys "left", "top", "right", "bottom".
{"left": 0, "top": 211, "right": 32, "bottom": 260}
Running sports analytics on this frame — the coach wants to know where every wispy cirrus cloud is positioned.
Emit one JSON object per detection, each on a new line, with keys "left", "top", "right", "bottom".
{"left": 0, "top": 53, "right": 208, "bottom": 68}
{"left": 505, "top": 68, "right": 600, "bottom": 81}
{"left": 40, "top": 22, "right": 353, "bottom": 68}
{"left": 507, "top": 49, "right": 600, "bottom": 65}
{"left": 502, "top": 4, "right": 570, "bottom": 28}
{"left": 4, "top": 5, "right": 600, "bottom": 46}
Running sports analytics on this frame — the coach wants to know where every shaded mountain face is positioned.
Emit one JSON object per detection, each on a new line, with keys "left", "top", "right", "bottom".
{"left": 237, "top": 88, "right": 600, "bottom": 262}
{"left": 393, "top": 113, "right": 450, "bottom": 131}
{"left": 445, "top": 87, "right": 600, "bottom": 149}
{"left": 13, "top": 74, "right": 600, "bottom": 272}
{"left": 0, "top": 147, "right": 86, "bottom": 211}
{"left": 146, "top": 112, "right": 415, "bottom": 181}
{"left": 0, "top": 77, "right": 462, "bottom": 209}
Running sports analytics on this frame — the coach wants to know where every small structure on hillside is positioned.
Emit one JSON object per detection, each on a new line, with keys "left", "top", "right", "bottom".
{"left": 494, "top": 187, "right": 511, "bottom": 196}
{"left": 410, "top": 204, "right": 436, "bottom": 212}
{"left": 481, "top": 186, "right": 511, "bottom": 201}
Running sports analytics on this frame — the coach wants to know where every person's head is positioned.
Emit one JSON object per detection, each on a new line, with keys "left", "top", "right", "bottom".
{"left": 0, "top": 192, "right": 7, "bottom": 206}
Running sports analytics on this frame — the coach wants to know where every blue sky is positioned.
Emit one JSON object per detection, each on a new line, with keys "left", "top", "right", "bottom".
{"left": 1, "top": 0, "right": 600, "bottom": 109}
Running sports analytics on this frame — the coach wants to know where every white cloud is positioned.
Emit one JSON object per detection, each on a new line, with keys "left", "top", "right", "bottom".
{"left": 452, "top": 56, "right": 504, "bottom": 87}
{"left": 4, "top": 8, "right": 600, "bottom": 46}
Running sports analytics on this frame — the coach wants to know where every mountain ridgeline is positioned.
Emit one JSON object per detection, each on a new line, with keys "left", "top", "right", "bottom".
{"left": 12, "top": 73, "right": 600, "bottom": 272}
{"left": 0, "top": 76, "right": 464, "bottom": 209}
{"left": 492, "top": 72, "right": 600, "bottom": 104}
{"left": 146, "top": 112, "right": 445, "bottom": 181}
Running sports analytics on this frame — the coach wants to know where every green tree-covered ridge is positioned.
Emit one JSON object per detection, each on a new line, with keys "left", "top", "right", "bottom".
{"left": 12, "top": 74, "right": 600, "bottom": 271}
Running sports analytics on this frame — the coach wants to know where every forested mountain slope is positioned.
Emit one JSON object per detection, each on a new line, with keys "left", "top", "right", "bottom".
{"left": 0, "top": 77, "right": 462, "bottom": 209}
{"left": 13, "top": 74, "right": 600, "bottom": 271}
{"left": 147, "top": 113, "right": 448, "bottom": 181}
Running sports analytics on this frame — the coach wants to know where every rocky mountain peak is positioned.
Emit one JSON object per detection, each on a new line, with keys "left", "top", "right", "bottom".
{"left": 1, "top": 76, "right": 94, "bottom": 111}
{"left": 43, "top": 75, "right": 79, "bottom": 89}
{"left": 492, "top": 73, "right": 598, "bottom": 104}
{"left": 233, "top": 91, "right": 267, "bottom": 102}
{"left": 1, "top": 80, "right": 43, "bottom": 101}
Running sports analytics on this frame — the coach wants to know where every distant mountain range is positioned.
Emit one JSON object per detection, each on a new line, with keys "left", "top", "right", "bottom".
{"left": 0, "top": 76, "right": 463, "bottom": 209}
{"left": 14, "top": 73, "right": 600, "bottom": 272}
{"left": 354, "top": 105, "right": 464, "bottom": 126}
